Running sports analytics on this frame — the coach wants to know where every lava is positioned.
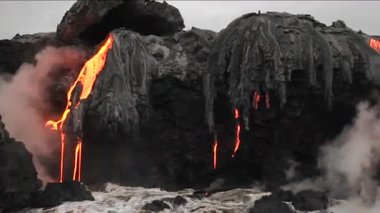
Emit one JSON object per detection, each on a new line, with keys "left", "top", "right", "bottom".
{"left": 232, "top": 108, "right": 241, "bottom": 158}
{"left": 72, "top": 140, "right": 82, "bottom": 181}
{"left": 213, "top": 137, "right": 218, "bottom": 170}
{"left": 370, "top": 38, "right": 380, "bottom": 54}
{"left": 253, "top": 91, "right": 261, "bottom": 110}
{"left": 46, "top": 34, "right": 114, "bottom": 182}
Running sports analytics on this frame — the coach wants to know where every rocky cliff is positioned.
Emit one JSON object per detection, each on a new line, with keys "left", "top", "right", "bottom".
{"left": 1, "top": 0, "right": 380, "bottom": 211}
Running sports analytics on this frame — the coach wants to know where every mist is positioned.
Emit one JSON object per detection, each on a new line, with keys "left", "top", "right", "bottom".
{"left": 0, "top": 46, "right": 84, "bottom": 182}
{"left": 319, "top": 101, "right": 380, "bottom": 211}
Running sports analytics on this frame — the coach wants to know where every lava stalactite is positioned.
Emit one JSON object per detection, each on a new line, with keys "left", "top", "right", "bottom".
{"left": 370, "top": 38, "right": 380, "bottom": 54}
{"left": 46, "top": 34, "right": 114, "bottom": 182}
{"left": 253, "top": 91, "right": 261, "bottom": 110}
{"left": 232, "top": 108, "right": 241, "bottom": 158}
{"left": 265, "top": 92, "right": 270, "bottom": 109}
{"left": 213, "top": 137, "right": 218, "bottom": 170}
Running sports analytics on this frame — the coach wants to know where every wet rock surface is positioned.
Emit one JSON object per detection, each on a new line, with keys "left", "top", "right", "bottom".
{"left": 249, "top": 195, "right": 294, "bottom": 213}
{"left": 142, "top": 199, "right": 171, "bottom": 212}
{"left": 32, "top": 182, "right": 94, "bottom": 208}
{"left": 0, "top": 116, "right": 41, "bottom": 211}
{"left": 291, "top": 190, "right": 328, "bottom": 211}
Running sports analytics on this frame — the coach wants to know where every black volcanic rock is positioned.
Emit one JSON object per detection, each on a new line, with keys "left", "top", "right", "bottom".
{"left": 249, "top": 195, "right": 294, "bottom": 213}
{"left": 57, "top": 0, "right": 184, "bottom": 44}
{"left": 54, "top": 12, "right": 380, "bottom": 192}
{"left": 0, "top": 116, "right": 41, "bottom": 211}
{"left": 32, "top": 182, "right": 94, "bottom": 208}
{"left": 142, "top": 199, "right": 171, "bottom": 212}
{"left": 204, "top": 12, "right": 380, "bottom": 133}
{"left": 0, "top": 32, "right": 63, "bottom": 74}
{"left": 292, "top": 190, "right": 328, "bottom": 211}
{"left": 201, "top": 12, "right": 380, "bottom": 188}
{"left": 2, "top": 4, "right": 380, "bottom": 207}
{"left": 84, "top": 29, "right": 155, "bottom": 139}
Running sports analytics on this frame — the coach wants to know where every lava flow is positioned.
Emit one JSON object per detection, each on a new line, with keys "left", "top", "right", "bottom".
{"left": 370, "top": 38, "right": 380, "bottom": 53}
{"left": 213, "top": 137, "right": 218, "bottom": 170}
{"left": 253, "top": 91, "right": 261, "bottom": 110}
{"left": 46, "top": 34, "right": 114, "bottom": 182}
{"left": 232, "top": 108, "right": 241, "bottom": 158}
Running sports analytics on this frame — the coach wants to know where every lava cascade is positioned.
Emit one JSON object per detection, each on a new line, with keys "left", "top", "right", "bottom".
{"left": 213, "top": 137, "right": 218, "bottom": 170}
{"left": 212, "top": 92, "right": 271, "bottom": 168}
{"left": 46, "top": 35, "right": 114, "bottom": 182}
{"left": 232, "top": 109, "right": 241, "bottom": 158}
{"left": 370, "top": 38, "right": 380, "bottom": 53}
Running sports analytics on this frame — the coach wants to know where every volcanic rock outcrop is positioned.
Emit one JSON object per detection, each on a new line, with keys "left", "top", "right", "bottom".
{"left": 0, "top": 116, "right": 41, "bottom": 211}
{"left": 2, "top": 0, "right": 380, "bottom": 211}
{"left": 204, "top": 12, "right": 380, "bottom": 133}
{"left": 57, "top": 0, "right": 184, "bottom": 44}
{"left": 83, "top": 29, "right": 155, "bottom": 140}
{"left": 202, "top": 12, "right": 380, "bottom": 189}
{"left": 0, "top": 32, "right": 62, "bottom": 75}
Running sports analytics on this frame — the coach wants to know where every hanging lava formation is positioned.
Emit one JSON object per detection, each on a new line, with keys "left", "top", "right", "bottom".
{"left": 213, "top": 136, "right": 218, "bottom": 170}
{"left": 232, "top": 109, "right": 241, "bottom": 158}
{"left": 46, "top": 34, "right": 114, "bottom": 182}
{"left": 370, "top": 38, "right": 380, "bottom": 53}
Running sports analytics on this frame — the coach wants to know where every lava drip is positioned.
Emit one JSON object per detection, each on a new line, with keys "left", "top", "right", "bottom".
{"left": 73, "top": 140, "right": 82, "bottom": 181}
{"left": 232, "top": 109, "right": 241, "bottom": 158}
{"left": 213, "top": 136, "right": 218, "bottom": 170}
{"left": 370, "top": 38, "right": 380, "bottom": 54}
{"left": 253, "top": 91, "right": 261, "bottom": 110}
{"left": 46, "top": 34, "right": 114, "bottom": 182}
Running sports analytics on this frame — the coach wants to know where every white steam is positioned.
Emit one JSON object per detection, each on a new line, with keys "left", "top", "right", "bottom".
{"left": 282, "top": 101, "right": 380, "bottom": 212}
{"left": 0, "top": 46, "right": 84, "bottom": 182}
{"left": 319, "top": 101, "right": 380, "bottom": 211}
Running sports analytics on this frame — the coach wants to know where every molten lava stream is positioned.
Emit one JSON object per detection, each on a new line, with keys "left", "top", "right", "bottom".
{"left": 213, "top": 137, "right": 218, "bottom": 170}
{"left": 73, "top": 141, "right": 82, "bottom": 181}
{"left": 370, "top": 38, "right": 380, "bottom": 53}
{"left": 46, "top": 34, "right": 114, "bottom": 182}
{"left": 232, "top": 108, "right": 241, "bottom": 158}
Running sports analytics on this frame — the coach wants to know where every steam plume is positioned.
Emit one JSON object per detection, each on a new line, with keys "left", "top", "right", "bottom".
{"left": 0, "top": 46, "right": 84, "bottom": 182}
{"left": 319, "top": 101, "right": 380, "bottom": 211}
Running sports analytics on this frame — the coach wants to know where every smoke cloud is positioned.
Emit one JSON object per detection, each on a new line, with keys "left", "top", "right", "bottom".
{"left": 0, "top": 46, "right": 84, "bottom": 182}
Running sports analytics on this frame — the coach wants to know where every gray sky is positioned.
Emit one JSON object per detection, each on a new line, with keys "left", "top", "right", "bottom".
{"left": 0, "top": 1, "right": 379, "bottom": 40}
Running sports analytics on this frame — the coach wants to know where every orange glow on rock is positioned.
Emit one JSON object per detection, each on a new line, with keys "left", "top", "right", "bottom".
{"left": 370, "top": 38, "right": 380, "bottom": 54}
{"left": 213, "top": 137, "right": 218, "bottom": 170}
{"left": 46, "top": 35, "right": 114, "bottom": 182}
{"left": 232, "top": 108, "right": 241, "bottom": 158}
{"left": 265, "top": 92, "right": 270, "bottom": 109}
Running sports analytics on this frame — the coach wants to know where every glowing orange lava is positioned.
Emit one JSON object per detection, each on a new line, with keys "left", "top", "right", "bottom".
{"left": 72, "top": 140, "right": 82, "bottom": 181}
{"left": 253, "top": 91, "right": 261, "bottom": 110}
{"left": 213, "top": 137, "right": 218, "bottom": 170}
{"left": 46, "top": 35, "right": 114, "bottom": 182}
{"left": 232, "top": 108, "right": 241, "bottom": 158}
{"left": 370, "top": 38, "right": 380, "bottom": 54}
